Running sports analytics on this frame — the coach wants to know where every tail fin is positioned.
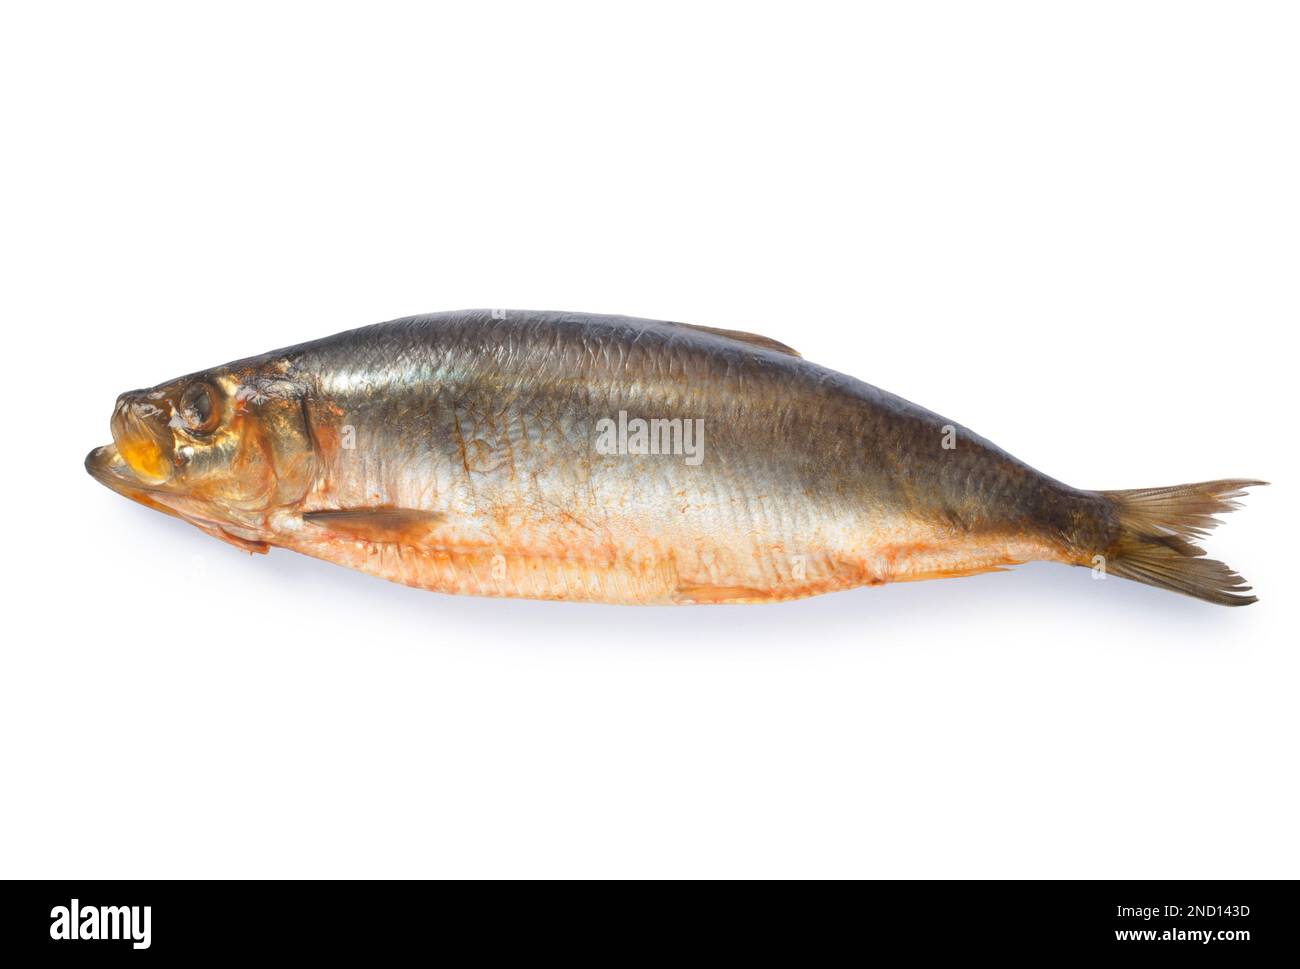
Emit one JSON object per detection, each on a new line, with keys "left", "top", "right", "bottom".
{"left": 1099, "top": 479, "right": 1266, "bottom": 606}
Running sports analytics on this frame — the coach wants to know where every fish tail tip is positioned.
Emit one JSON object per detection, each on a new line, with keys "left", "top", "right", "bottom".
{"left": 1096, "top": 478, "right": 1263, "bottom": 607}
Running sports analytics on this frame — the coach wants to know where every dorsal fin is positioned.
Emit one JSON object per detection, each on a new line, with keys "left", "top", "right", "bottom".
{"left": 673, "top": 322, "right": 800, "bottom": 357}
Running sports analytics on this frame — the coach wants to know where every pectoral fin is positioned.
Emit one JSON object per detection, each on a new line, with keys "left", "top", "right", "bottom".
{"left": 303, "top": 508, "right": 447, "bottom": 546}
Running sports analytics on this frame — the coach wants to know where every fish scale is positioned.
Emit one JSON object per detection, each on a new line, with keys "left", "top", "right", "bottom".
{"left": 86, "top": 309, "right": 1264, "bottom": 606}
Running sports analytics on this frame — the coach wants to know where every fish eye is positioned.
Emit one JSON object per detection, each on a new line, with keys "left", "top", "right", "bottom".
{"left": 178, "top": 381, "right": 221, "bottom": 435}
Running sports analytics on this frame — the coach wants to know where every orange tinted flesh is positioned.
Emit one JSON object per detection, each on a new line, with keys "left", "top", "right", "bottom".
{"left": 115, "top": 434, "right": 172, "bottom": 483}
{"left": 276, "top": 509, "right": 1065, "bottom": 604}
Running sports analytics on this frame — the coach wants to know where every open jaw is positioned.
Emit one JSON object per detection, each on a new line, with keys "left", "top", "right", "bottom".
{"left": 84, "top": 443, "right": 184, "bottom": 519}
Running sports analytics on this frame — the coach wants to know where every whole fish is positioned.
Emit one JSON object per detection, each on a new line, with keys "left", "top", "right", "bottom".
{"left": 85, "top": 310, "right": 1263, "bottom": 605}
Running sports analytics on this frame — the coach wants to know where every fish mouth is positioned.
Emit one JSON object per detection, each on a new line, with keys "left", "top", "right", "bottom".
{"left": 85, "top": 442, "right": 144, "bottom": 490}
{"left": 85, "top": 443, "right": 183, "bottom": 518}
{"left": 86, "top": 389, "right": 179, "bottom": 499}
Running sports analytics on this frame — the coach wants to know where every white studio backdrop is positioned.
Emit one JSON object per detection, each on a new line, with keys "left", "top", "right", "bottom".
{"left": 0, "top": 2, "right": 1295, "bottom": 878}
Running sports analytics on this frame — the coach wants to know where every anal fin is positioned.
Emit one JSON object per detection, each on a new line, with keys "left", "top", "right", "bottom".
{"left": 892, "top": 564, "right": 1009, "bottom": 582}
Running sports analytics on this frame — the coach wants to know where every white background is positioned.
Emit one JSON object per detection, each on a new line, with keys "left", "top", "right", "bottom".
{"left": 1, "top": 2, "right": 1295, "bottom": 879}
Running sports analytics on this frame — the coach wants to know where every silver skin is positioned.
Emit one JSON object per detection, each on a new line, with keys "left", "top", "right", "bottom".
{"left": 88, "top": 309, "right": 1114, "bottom": 603}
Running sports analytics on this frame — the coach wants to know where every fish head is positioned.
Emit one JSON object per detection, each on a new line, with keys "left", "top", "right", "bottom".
{"left": 86, "top": 361, "right": 317, "bottom": 543}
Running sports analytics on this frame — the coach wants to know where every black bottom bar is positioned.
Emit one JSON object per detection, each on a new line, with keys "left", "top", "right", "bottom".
{"left": 0, "top": 879, "right": 1289, "bottom": 959}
